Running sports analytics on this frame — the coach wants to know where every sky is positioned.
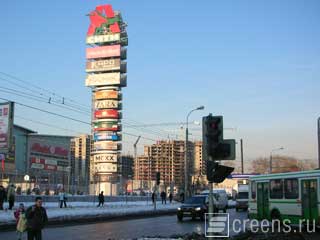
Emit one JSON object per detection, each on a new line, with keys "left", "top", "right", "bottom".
{"left": 0, "top": 0, "right": 319, "bottom": 163}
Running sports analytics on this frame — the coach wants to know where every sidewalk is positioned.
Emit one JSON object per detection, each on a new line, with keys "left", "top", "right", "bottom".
{"left": 0, "top": 201, "right": 179, "bottom": 230}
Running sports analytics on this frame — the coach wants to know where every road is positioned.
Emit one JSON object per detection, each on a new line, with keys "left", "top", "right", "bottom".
{"left": 0, "top": 209, "right": 247, "bottom": 239}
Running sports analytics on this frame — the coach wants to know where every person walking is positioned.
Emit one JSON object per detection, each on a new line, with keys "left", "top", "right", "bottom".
{"left": 97, "top": 191, "right": 104, "bottom": 207}
{"left": 0, "top": 185, "right": 6, "bottom": 210}
{"left": 163, "top": 191, "right": 167, "bottom": 205}
{"left": 25, "top": 197, "right": 48, "bottom": 240}
{"left": 14, "top": 203, "right": 27, "bottom": 240}
{"left": 59, "top": 189, "right": 67, "bottom": 208}
{"left": 151, "top": 192, "right": 155, "bottom": 204}
{"left": 160, "top": 191, "right": 165, "bottom": 204}
{"left": 169, "top": 192, "right": 173, "bottom": 204}
{"left": 7, "top": 184, "right": 16, "bottom": 210}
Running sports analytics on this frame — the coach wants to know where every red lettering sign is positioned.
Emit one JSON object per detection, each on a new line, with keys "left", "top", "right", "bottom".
{"left": 31, "top": 143, "right": 68, "bottom": 157}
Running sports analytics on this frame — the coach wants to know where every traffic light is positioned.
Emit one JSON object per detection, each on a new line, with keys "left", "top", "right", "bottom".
{"left": 156, "top": 172, "right": 160, "bottom": 185}
{"left": 207, "top": 161, "right": 234, "bottom": 183}
{"left": 203, "top": 115, "right": 223, "bottom": 160}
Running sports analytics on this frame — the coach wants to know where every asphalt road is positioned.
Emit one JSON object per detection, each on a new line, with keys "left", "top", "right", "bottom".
{"left": 0, "top": 209, "right": 247, "bottom": 239}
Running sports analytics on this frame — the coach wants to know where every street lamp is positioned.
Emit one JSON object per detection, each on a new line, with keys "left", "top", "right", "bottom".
{"left": 269, "top": 147, "right": 284, "bottom": 173}
{"left": 185, "top": 106, "right": 204, "bottom": 198}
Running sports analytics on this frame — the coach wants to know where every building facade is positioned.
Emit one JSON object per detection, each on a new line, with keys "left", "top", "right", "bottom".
{"left": 70, "top": 135, "right": 91, "bottom": 194}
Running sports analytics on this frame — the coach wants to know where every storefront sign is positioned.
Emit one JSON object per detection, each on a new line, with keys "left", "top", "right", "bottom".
{"left": 44, "top": 164, "right": 57, "bottom": 171}
{"left": 95, "top": 90, "right": 120, "bottom": 100}
{"left": 94, "top": 163, "right": 117, "bottom": 173}
{"left": 94, "top": 109, "right": 119, "bottom": 119}
{"left": 31, "top": 143, "right": 68, "bottom": 157}
{"left": 86, "top": 45, "right": 120, "bottom": 59}
{"left": 93, "top": 153, "right": 118, "bottom": 163}
{"left": 86, "top": 73, "right": 126, "bottom": 86}
{"left": 86, "top": 33, "right": 121, "bottom": 44}
{"left": 31, "top": 163, "right": 44, "bottom": 169}
{"left": 93, "top": 121, "right": 121, "bottom": 131}
{"left": 45, "top": 159, "right": 58, "bottom": 165}
{"left": 93, "top": 141, "right": 121, "bottom": 151}
{"left": 30, "top": 157, "right": 45, "bottom": 164}
{"left": 86, "top": 59, "right": 120, "bottom": 73}
{"left": 94, "top": 100, "right": 120, "bottom": 109}
{"left": 94, "top": 132, "right": 121, "bottom": 141}
{"left": 0, "top": 102, "right": 14, "bottom": 150}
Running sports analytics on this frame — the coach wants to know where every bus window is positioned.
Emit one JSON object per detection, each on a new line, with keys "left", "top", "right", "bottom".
{"left": 284, "top": 178, "right": 299, "bottom": 199}
{"left": 251, "top": 181, "right": 256, "bottom": 199}
{"left": 270, "top": 179, "right": 283, "bottom": 199}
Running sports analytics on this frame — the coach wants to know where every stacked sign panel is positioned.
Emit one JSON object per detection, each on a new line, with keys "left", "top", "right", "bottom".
{"left": 86, "top": 4, "right": 128, "bottom": 187}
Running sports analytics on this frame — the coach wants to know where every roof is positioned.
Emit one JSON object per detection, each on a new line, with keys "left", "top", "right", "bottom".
{"left": 14, "top": 124, "right": 37, "bottom": 134}
{"left": 250, "top": 169, "right": 320, "bottom": 180}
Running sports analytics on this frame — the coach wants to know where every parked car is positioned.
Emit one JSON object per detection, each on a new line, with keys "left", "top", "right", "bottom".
{"left": 177, "top": 195, "right": 208, "bottom": 221}
{"left": 200, "top": 189, "right": 228, "bottom": 212}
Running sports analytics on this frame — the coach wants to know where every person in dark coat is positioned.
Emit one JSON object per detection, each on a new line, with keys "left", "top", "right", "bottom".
{"left": 25, "top": 196, "right": 48, "bottom": 240}
{"left": 97, "top": 191, "right": 105, "bottom": 207}
{"left": 151, "top": 192, "right": 155, "bottom": 204}
{"left": 160, "top": 191, "right": 167, "bottom": 204}
{"left": 0, "top": 185, "right": 6, "bottom": 210}
{"left": 7, "top": 184, "right": 16, "bottom": 210}
{"left": 180, "top": 192, "right": 185, "bottom": 203}
{"left": 169, "top": 192, "right": 173, "bottom": 204}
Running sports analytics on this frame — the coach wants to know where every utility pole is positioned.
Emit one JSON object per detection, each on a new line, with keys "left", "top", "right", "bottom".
{"left": 240, "top": 139, "right": 244, "bottom": 174}
{"left": 318, "top": 117, "right": 320, "bottom": 169}
{"left": 133, "top": 136, "right": 141, "bottom": 189}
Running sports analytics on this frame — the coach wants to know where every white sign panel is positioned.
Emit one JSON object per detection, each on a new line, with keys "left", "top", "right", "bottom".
{"left": 85, "top": 73, "right": 126, "bottom": 87}
{"left": 94, "top": 100, "right": 119, "bottom": 109}
{"left": 93, "top": 153, "right": 119, "bottom": 163}
{"left": 86, "top": 33, "right": 121, "bottom": 44}
{"left": 93, "top": 141, "right": 121, "bottom": 151}
{"left": 94, "top": 163, "right": 117, "bottom": 173}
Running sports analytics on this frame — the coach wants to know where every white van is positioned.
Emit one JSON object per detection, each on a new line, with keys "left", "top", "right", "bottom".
{"left": 200, "top": 189, "right": 228, "bottom": 212}
{"left": 235, "top": 184, "right": 249, "bottom": 211}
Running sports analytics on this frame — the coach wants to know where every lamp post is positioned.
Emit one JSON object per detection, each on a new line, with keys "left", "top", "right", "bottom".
{"left": 184, "top": 106, "right": 204, "bottom": 198}
{"left": 269, "top": 147, "right": 284, "bottom": 173}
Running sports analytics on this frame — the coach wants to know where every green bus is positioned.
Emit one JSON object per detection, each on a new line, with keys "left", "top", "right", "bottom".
{"left": 248, "top": 170, "right": 320, "bottom": 226}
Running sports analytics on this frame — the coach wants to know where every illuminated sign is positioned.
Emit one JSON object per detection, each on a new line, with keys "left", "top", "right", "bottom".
{"left": 95, "top": 90, "right": 120, "bottom": 100}
{"left": 93, "top": 121, "right": 121, "bottom": 131}
{"left": 99, "top": 174, "right": 119, "bottom": 182}
{"left": 93, "top": 141, "right": 121, "bottom": 151}
{"left": 94, "top": 109, "right": 119, "bottom": 119}
{"left": 94, "top": 163, "right": 117, "bottom": 173}
{"left": 86, "top": 73, "right": 126, "bottom": 87}
{"left": 94, "top": 132, "right": 121, "bottom": 141}
{"left": 86, "top": 45, "right": 121, "bottom": 59}
{"left": 94, "top": 100, "right": 120, "bottom": 109}
{"left": 93, "top": 153, "right": 118, "bottom": 163}
{"left": 86, "top": 33, "right": 121, "bottom": 44}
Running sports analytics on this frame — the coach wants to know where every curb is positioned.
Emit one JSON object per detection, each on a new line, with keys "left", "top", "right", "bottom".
{"left": 0, "top": 208, "right": 177, "bottom": 232}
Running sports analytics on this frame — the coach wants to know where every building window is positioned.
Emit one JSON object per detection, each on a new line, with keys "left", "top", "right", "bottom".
{"left": 270, "top": 179, "right": 283, "bottom": 199}
{"left": 284, "top": 178, "right": 298, "bottom": 199}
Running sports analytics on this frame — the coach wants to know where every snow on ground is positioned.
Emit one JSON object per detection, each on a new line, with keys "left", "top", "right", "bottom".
{"left": 0, "top": 201, "right": 179, "bottom": 225}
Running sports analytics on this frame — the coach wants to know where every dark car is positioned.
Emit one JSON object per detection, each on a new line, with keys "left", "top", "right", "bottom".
{"left": 177, "top": 195, "right": 208, "bottom": 221}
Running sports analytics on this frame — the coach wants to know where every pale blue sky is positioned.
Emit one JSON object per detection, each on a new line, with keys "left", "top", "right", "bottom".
{"left": 0, "top": 0, "right": 319, "bottom": 162}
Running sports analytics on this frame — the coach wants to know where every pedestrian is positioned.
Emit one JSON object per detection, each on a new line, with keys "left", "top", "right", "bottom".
{"left": 59, "top": 189, "right": 67, "bottom": 208}
{"left": 25, "top": 196, "right": 48, "bottom": 240}
{"left": 14, "top": 203, "right": 27, "bottom": 240}
{"left": 180, "top": 192, "right": 185, "bottom": 203}
{"left": 0, "top": 185, "right": 6, "bottom": 210}
{"left": 97, "top": 191, "right": 104, "bottom": 207}
{"left": 164, "top": 191, "right": 167, "bottom": 204}
{"left": 7, "top": 184, "right": 16, "bottom": 210}
{"left": 151, "top": 192, "right": 155, "bottom": 204}
{"left": 169, "top": 192, "right": 173, "bottom": 204}
{"left": 160, "top": 191, "right": 165, "bottom": 204}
